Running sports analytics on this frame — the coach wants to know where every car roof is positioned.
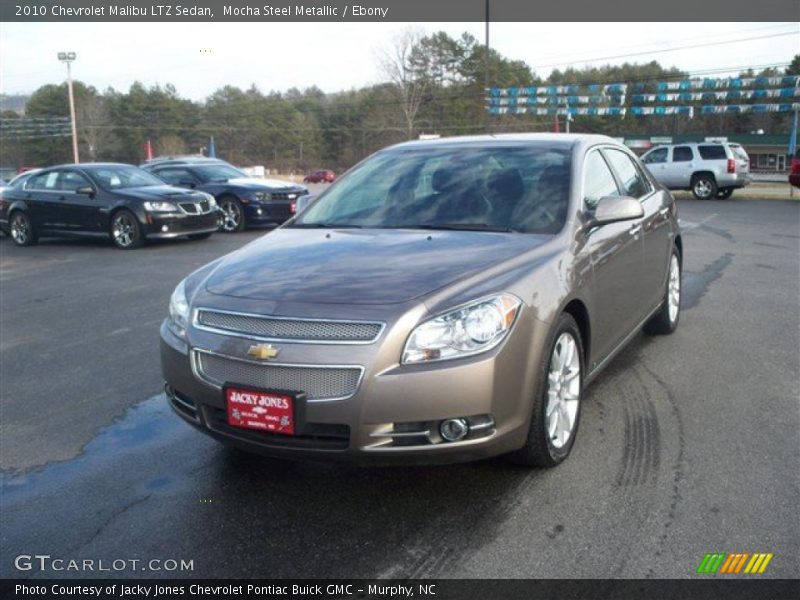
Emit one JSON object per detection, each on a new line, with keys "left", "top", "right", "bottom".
{"left": 388, "top": 132, "right": 620, "bottom": 151}
{"left": 143, "top": 156, "right": 225, "bottom": 167}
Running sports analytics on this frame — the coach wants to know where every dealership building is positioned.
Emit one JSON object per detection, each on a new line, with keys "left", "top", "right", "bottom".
{"left": 621, "top": 133, "right": 795, "bottom": 174}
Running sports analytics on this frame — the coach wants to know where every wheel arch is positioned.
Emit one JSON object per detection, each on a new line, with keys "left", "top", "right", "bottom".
{"left": 674, "top": 234, "right": 683, "bottom": 265}
{"left": 691, "top": 170, "right": 716, "bottom": 184}
{"left": 562, "top": 298, "right": 591, "bottom": 367}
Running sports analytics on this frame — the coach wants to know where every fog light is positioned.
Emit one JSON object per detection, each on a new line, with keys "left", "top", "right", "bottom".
{"left": 161, "top": 225, "right": 169, "bottom": 232}
{"left": 256, "top": 208, "right": 263, "bottom": 215}
{"left": 439, "top": 418, "right": 469, "bottom": 442}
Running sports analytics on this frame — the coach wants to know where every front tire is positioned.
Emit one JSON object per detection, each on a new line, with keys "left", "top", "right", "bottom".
{"left": 691, "top": 174, "right": 717, "bottom": 200}
{"left": 110, "top": 209, "right": 144, "bottom": 249}
{"left": 507, "top": 313, "right": 584, "bottom": 468}
{"left": 218, "top": 196, "right": 245, "bottom": 233}
{"left": 9, "top": 211, "right": 38, "bottom": 246}
{"left": 644, "top": 248, "right": 681, "bottom": 335}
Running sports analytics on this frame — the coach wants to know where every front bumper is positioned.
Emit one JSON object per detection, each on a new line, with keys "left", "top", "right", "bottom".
{"left": 159, "top": 310, "right": 544, "bottom": 465}
{"left": 244, "top": 201, "right": 295, "bottom": 224}
{"left": 144, "top": 210, "right": 221, "bottom": 239}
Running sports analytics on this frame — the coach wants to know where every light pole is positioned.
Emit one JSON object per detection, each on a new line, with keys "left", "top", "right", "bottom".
{"left": 58, "top": 52, "right": 79, "bottom": 163}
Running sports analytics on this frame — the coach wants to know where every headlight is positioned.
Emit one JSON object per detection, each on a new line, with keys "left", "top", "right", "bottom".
{"left": 251, "top": 191, "right": 272, "bottom": 202}
{"left": 402, "top": 294, "right": 521, "bottom": 364}
{"left": 143, "top": 201, "right": 178, "bottom": 212}
{"left": 204, "top": 194, "right": 217, "bottom": 208}
{"left": 167, "top": 279, "right": 190, "bottom": 339}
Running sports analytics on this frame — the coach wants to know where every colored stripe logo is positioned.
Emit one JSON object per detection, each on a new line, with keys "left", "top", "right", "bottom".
{"left": 697, "top": 553, "right": 773, "bottom": 574}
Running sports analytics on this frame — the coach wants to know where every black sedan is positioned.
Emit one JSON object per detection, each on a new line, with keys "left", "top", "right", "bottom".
{"left": 140, "top": 157, "right": 307, "bottom": 232}
{"left": 0, "top": 163, "right": 222, "bottom": 249}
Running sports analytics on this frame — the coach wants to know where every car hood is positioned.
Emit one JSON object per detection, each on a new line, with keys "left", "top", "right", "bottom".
{"left": 114, "top": 185, "right": 207, "bottom": 202}
{"left": 204, "top": 228, "right": 548, "bottom": 305}
{"left": 225, "top": 177, "right": 303, "bottom": 191}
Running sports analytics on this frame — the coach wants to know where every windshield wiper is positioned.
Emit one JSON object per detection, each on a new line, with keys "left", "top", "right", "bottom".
{"left": 414, "top": 223, "right": 519, "bottom": 233}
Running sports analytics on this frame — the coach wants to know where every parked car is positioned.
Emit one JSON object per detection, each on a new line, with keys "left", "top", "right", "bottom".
{"left": 641, "top": 141, "right": 751, "bottom": 199}
{"left": 789, "top": 150, "right": 800, "bottom": 189}
{"left": 303, "top": 169, "right": 336, "bottom": 183}
{"left": 141, "top": 157, "right": 308, "bottom": 232}
{"left": 0, "top": 163, "right": 221, "bottom": 249}
{"left": 161, "top": 133, "right": 682, "bottom": 468}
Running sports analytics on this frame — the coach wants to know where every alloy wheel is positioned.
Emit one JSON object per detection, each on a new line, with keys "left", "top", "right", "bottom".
{"left": 668, "top": 254, "right": 681, "bottom": 323}
{"left": 10, "top": 214, "right": 29, "bottom": 245}
{"left": 545, "top": 332, "right": 581, "bottom": 449}
{"left": 220, "top": 200, "right": 241, "bottom": 232}
{"left": 112, "top": 213, "right": 136, "bottom": 247}
{"left": 694, "top": 179, "right": 713, "bottom": 199}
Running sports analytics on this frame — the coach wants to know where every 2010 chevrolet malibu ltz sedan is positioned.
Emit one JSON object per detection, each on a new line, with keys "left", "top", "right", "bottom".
{"left": 160, "top": 134, "right": 682, "bottom": 467}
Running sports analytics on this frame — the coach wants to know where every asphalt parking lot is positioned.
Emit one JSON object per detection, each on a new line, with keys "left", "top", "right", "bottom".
{"left": 1, "top": 196, "right": 798, "bottom": 578}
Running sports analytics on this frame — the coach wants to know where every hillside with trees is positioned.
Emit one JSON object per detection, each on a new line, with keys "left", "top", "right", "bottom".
{"left": 1, "top": 31, "right": 797, "bottom": 171}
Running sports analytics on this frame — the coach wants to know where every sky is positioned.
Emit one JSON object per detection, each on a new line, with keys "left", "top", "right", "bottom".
{"left": 1, "top": 22, "right": 798, "bottom": 100}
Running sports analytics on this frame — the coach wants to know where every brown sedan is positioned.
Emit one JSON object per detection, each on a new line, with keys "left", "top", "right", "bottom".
{"left": 160, "top": 133, "right": 681, "bottom": 467}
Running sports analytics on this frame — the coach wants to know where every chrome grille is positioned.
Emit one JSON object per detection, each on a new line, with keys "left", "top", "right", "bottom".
{"left": 194, "top": 350, "right": 362, "bottom": 401}
{"left": 195, "top": 309, "right": 383, "bottom": 343}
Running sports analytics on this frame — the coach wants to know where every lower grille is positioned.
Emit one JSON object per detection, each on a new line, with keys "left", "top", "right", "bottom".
{"left": 206, "top": 407, "right": 350, "bottom": 450}
{"left": 194, "top": 350, "right": 363, "bottom": 401}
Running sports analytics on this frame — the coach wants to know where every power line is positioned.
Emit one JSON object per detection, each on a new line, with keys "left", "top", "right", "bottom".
{"left": 531, "top": 31, "right": 799, "bottom": 70}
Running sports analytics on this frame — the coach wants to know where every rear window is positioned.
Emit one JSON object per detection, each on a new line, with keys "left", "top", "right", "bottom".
{"left": 698, "top": 145, "right": 728, "bottom": 160}
{"left": 730, "top": 144, "right": 749, "bottom": 161}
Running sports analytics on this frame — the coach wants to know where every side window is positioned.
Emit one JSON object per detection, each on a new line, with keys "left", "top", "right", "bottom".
{"left": 643, "top": 147, "right": 668, "bottom": 164}
{"left": 26, "top": 171, "right": 60, "bottom": 191}
{"left": 57, "top": 171, "right": 92, "bottom": 193}
{"left": 583, "top": 151, "right": 620, "bottom": 209}
{"left": 604, "top": 149, "right": 650, "bottom": 199}
{"left": 672, "top": 146, "right": 693, "bottom": 162}
{"left": 697, "top": 145, "right": 727, "bottom": 160}
{"left": 154, "top": 168, "right": 191, "bottom": 186}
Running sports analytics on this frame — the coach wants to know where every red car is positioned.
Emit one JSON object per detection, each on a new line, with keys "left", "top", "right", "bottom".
{"left": 303, "top": 169, "right": 336, "bottom": 183}
{"left": 789, "top": 151, "right": 800, "bottom": 188}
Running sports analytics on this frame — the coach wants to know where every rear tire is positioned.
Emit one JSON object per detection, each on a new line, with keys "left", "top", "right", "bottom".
{"left": 9, "top": 211, "right": 38, "bottom": 246}
{"left": 716, "top": 188, "right": 734, "bottom": 199}
{"left": 691, "top": 174, "right": 717, "bottom": 200}
{"left": 506, "top": 313, "right": 584, "bottom": 468}
{"left": 644, "top": 248, "right": 681, "bottom": 335}
{"left": 110, "top": 209, "right": 144, "bottom": 249}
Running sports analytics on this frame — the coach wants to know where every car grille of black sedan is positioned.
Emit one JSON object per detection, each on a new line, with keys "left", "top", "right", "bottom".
{"left": 195, "top": 309, "right": 383, "bottom": 343}
{"left": 178, "top": 200, "right": 212, "bottom": 214}
{"left": 193, "top": 350, "right": 363, "bottom": 401}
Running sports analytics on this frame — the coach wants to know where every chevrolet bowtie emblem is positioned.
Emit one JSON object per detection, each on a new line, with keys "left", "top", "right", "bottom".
{"left": 247, "top": 344, "right": 280, "bottom": 360}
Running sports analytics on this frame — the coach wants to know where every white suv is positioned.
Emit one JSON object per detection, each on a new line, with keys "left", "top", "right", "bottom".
{"left": 641, "top": 142, "right": 751, "bottom": 199}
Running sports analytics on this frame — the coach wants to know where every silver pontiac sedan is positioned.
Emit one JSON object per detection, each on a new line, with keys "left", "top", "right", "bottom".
{"left": 160, "top": 133, "right": 681, "bottom": 467}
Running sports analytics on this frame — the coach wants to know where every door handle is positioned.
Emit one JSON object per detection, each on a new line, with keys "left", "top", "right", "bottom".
{"left": 629, "top": 224, "right": 642, "bottom": 236}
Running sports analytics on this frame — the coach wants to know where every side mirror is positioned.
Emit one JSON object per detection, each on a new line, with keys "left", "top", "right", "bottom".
{"left": 75, "top": 186, "right": 95, "bottom": 197}
{"left": 295, "top": 194, "right": 316, "bottom": 215}
{"left": 178, "top": 179, "right": 196, "bottom": 189}
{"left": 587, "top": 196, "right": 643, "bottom": 228}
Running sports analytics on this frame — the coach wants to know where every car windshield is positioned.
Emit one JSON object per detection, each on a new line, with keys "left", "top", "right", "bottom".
{"left": 87, "top": 166, "right": 164, "bottom": 189}
{"left": 193, "top": 164, "right": 247, "bottom": 182}
{"left": 293, "top": 144, "right": 572, "bottom": 234}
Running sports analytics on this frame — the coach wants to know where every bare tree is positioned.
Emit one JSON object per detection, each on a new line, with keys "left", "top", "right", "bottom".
{"left": 76, "top": 93, "right": 117, "bottom": 161}
{"left": 377, "top": 28, "right": 427, "bottom": 140}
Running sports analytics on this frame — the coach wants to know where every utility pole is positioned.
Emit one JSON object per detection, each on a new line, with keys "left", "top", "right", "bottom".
{"left": 58, "top": 52, "right": 79, "bottom": 163}
{"left": 485, "top": 0, "right": 490, "bottom": 133}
